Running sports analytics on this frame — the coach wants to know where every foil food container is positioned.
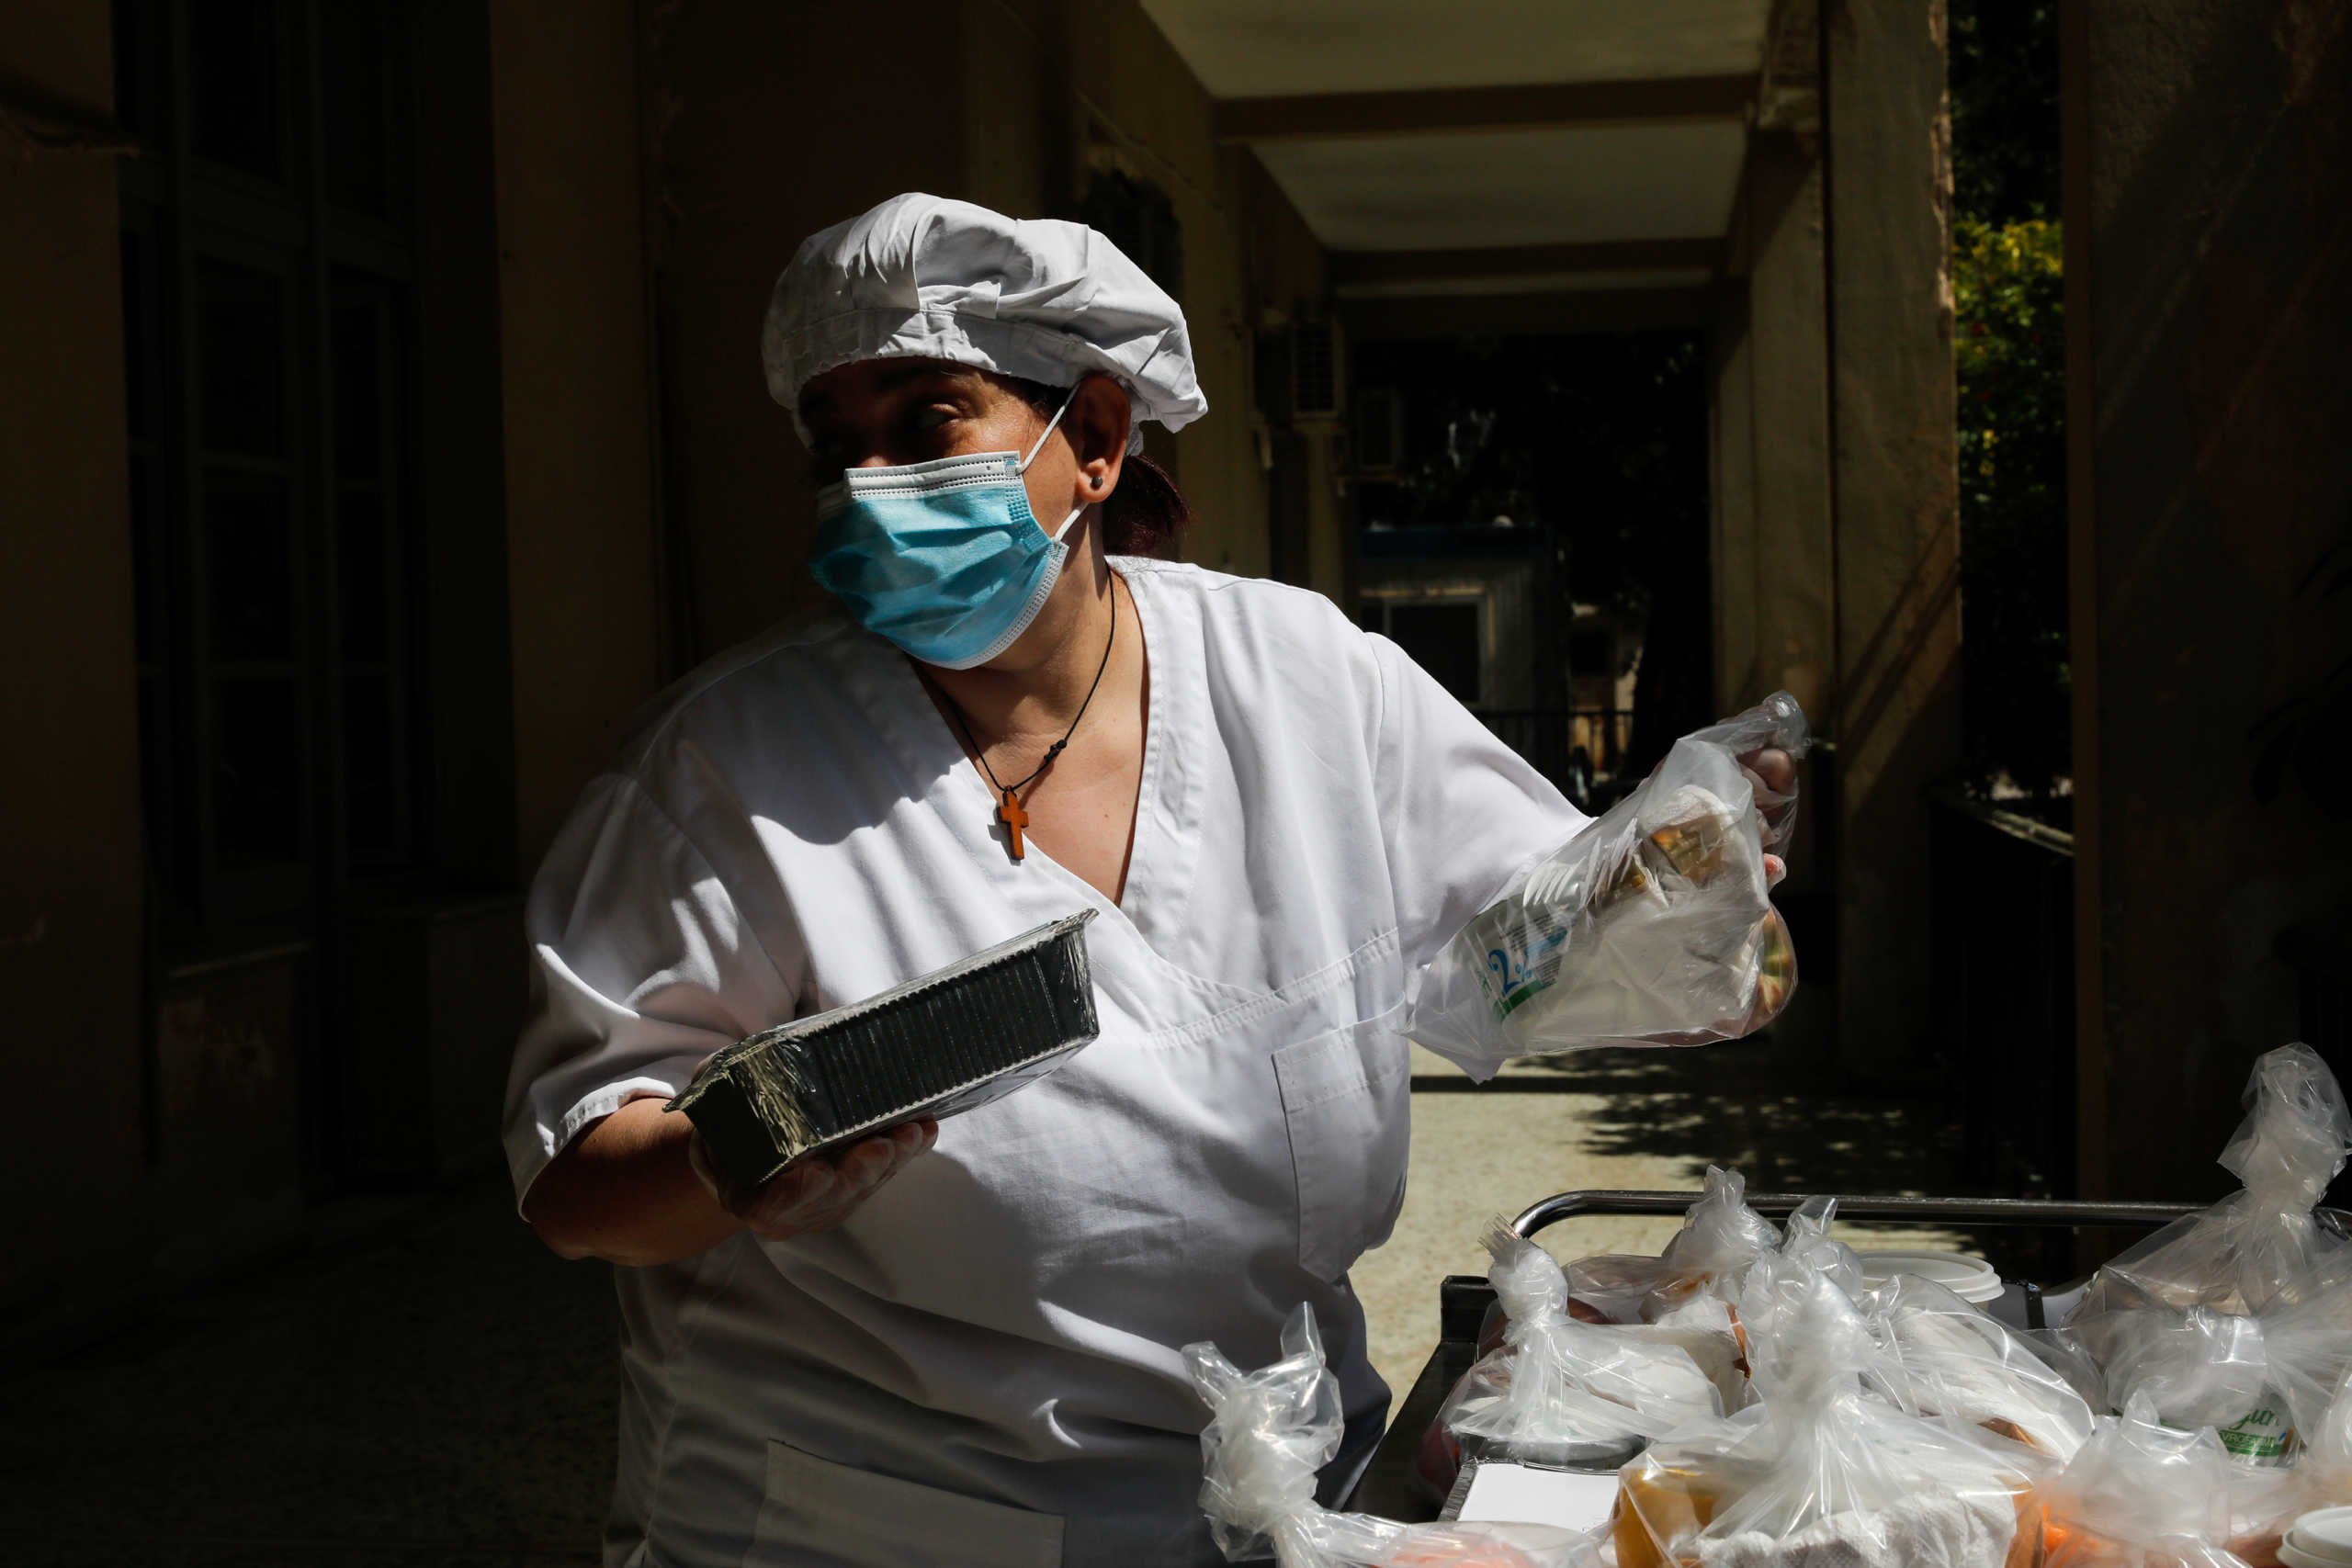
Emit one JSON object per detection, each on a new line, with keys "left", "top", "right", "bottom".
{"left": 667, "top": 910, "right": 1100, "bottom": 1190}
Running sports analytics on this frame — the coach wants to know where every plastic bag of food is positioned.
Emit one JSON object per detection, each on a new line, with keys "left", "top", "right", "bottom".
{"left": 1565, "top": 1166, "right": 1784, "bottom": 1325}
{"left": 1186, "top": 1304, "right": 1601, "bottom": 1568}
{"left": 2287, "top": 1369, "right": 2352, "bottom": 1516}
{"left": 1617, "top": 1244, "right": 2052, "bottom": 1568}
{"left": 2245, "top": 1248, "right": 2352, "bottom": 1444}
{"left": 2065, "top": 1045, "right": 2352, "bottom": 1459}
{"left": 2038, "top": 1394, "right": 2305, "bottom": 1568}
{"left": 1866, "top": 1272, "right": 2100, "bottom": 1461}
{"left": 2074, "top": 1045, "right": 2351, "bottom": 1319}
{"left": 1409, "top": 694, "right": 1808, "bottom": 1077}
{"left": 1416, "top": 1221, "right": 1732, "bottom": 1499}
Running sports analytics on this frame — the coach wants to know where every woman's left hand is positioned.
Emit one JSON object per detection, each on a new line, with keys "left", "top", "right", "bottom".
{"left": 1738, "top": 745, "right": 1799, "bottom": 886}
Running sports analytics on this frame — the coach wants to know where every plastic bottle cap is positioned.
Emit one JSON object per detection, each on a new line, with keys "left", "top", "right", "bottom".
{"left": 1856, "top": 1249, "right": 2006, "bottom": 1305}
{"left": 2281, "top": 1508, "right": 2352, "bottom": 1568}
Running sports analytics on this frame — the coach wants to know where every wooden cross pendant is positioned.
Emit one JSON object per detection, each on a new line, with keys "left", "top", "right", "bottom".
{"left": 997, "top": 787, "right": 1030, "bottom": 862}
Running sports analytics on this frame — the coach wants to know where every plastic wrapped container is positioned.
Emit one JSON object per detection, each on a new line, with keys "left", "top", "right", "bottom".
{"left": 668, "top": 910, "right": 1099, "bottom": 1188}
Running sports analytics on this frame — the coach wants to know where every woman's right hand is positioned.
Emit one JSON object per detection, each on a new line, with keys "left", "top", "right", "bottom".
{"left": 690, "top": 1119, "right": 938, "bottom": 1241}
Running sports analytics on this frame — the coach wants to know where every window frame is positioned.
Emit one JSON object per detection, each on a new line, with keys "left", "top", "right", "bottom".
{"left": 117, "top": 0, "right": 429, "bottom": 940}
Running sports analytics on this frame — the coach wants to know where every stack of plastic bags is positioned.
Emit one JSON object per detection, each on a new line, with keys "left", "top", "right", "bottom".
{"left": 1615, "top": 1218, "right": 2060, "bottom": 1568}
{"left": 2064, "top": 1044, "right": 2352, "bottom": 1465}
{"left": 1189, "top": 1043, "right": 2352, "bottom": 1567}
{"left": 1415, "top": 1219, "right": 1735, "bottom": 1502}
{"left": 1408, "top": 695, "right": 1808, "bottom": 1075}
{"left": 1186, "top": 1304, "right": 1601, "bottom": 1568}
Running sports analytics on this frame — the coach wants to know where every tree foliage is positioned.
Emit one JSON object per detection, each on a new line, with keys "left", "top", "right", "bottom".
{"left": 1950, "top": 0, "right": 2069, "bottom": 801}
{"left": 1953, "top": 217, "right": 2068, "bottom": 798}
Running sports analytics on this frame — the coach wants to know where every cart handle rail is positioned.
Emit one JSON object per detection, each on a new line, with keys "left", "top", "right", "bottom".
{"left": 1510, "top": 1190, "right": 2203, "bottom": 1240}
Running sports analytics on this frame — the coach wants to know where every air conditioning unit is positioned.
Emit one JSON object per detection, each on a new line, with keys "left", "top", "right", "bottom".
{"left": 1290, "top": 316, "right": 1342, "bottom": 421}
{"left": 1352, "top": 387, "right": 1403, "bottom": 471}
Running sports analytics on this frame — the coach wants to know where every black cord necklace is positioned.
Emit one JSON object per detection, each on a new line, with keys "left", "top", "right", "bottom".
{"left": 938, "top": 584, "right": 1117, "bottom": 863}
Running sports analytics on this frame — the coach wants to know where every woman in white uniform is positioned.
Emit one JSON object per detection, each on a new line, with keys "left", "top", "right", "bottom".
{"left": 506, "top": 193, "right": 1791, "bottom": 1568}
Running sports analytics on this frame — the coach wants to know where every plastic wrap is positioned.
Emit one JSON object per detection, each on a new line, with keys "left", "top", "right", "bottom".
{"left": 2065, "top": 1045, "right": 2352, "bottom": 1456}
{"left": 1409, "top": 694, "right": 1808, "bottom": 1074}
{"left": 2073, "top": 1046, "right": 2351, "bottom": 1318}
{"left": 1866, "top": 1272, "right": 2100, "bottom": 1461}
{"left": 1417, "top": 1221, "right": 1730, "bottom": 1498}
{"left": 1186, "top": 1304, "right": 1601, "bottom": 1568}
{"left": 2246, "top": 1250, "right": 2352, "bottom": 1442}
{"left": 2288, "top": 1371, "right": 2352, "bottom": 1517}
{"left": 1616, "top": 1247, "right": 2052, "bottom": 1568}
{"left": 2038, "top": 1396, "right": 2301, "bottom": 1568}
{"left": 1565, "top": 1166, "right": 1785, "bottom": 1325}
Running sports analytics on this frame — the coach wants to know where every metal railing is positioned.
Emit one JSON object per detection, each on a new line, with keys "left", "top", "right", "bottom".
{"left": 1510, "top": 1189, "right": 2195, "bottom": 1240}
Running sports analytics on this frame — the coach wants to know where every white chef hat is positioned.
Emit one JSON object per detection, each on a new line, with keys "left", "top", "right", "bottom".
{"left": 762, "top": 192, "right": 1208, "bottom": 453}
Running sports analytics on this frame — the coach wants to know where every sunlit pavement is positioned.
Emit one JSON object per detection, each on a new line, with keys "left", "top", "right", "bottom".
{"left": 1352, "top": 1040, "right": 1981, "bottom": 1399}
{"left": 3, "top": 1036, "right": 1985, "bottom": 1564}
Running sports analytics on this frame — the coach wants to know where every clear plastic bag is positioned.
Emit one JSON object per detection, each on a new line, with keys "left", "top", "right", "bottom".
{"left": 2064, "top": 1045, "right": 2352, "bottom": 1455}
{"left": 2038, "top": 1395, "right": 2298, "bottom": 1568}
{"left": 1616, "top": 1245, "right": 2053, "bottom": 1568}
{"left": 2245, "top": 1247, "right": 2352, "bottom": 1444}
{"left": 1186, "top": 1304, "right": 1602, "bottom": 1568}
{"left": 1417, "top": 1221, "right": 1731, "bottom": 1498}
{"left": 1409, "top": 694, "right": 1809, "bottom": 1077}
{"left": 1565, "top": 1166, "right": 1785, "bottom": 1325}
{"left": 2285, "top": 1369, "right": 2352, "bottom": 1518}
{"left": 2074, "top": 1045, "right": 2352, "bottom": 1318}
{"left": 1865, "top": 1272, "right": 2099, "bottom": 1461}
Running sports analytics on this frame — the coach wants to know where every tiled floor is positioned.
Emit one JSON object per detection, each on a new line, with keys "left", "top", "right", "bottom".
{"left": 5, "top": 1036, "right": 1999, "bottom": 1564}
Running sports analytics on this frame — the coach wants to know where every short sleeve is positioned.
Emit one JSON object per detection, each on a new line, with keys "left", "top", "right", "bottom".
{"left": 1367, "top": 633, "right": 1589, "bottom": 1006}
{"left": 501, "top": 773, "right": 800, "bottom": 1208}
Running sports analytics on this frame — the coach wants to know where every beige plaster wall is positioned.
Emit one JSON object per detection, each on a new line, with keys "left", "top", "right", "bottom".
{"left": 1823, "top": 0, "right": 1962, "bottom": 1079}
{"left": 0, "top": 2, "right": 147, "bottom": 1315}
{"left": 1056, "top": 1, "right": 1273, "bottom": 579}
{"left": 488, "top": 0, "right": 663, "bottom": 871}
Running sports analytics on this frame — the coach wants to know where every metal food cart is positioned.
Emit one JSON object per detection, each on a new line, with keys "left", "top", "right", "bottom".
{"left": 1341, "top": 1189, "right": 2214, "bottom": 1522}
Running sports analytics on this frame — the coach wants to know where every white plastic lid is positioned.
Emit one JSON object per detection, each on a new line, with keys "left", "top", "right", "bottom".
{"left": 1857, "top": 1249, "right": 2006, "bottom": 1305}
{"left": 2281, "top": 1507, "right": 2352, "bottom": 1568}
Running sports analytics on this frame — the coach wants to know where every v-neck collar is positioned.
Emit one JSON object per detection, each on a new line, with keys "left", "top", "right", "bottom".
{"left": 849, "top": 561, "right": 1193, "bottom": 947}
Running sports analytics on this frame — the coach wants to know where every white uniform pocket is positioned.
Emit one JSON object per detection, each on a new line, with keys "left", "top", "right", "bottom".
{"left": 750, "top": 1438, "right": 1064, "bottom": 1568}
{"left": 1273, "top": 1008, "right": 1413, "bottom": 1282}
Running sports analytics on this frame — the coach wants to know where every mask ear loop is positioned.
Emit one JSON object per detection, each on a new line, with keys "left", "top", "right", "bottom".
{"left": 1018, "top": 383, "right": 1082, "bottom": 472}
{"left": 1021, "top": 383, "right": 1091, "bottom": 542}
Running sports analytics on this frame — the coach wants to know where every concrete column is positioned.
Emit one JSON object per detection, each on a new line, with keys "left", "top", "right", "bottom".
{"left": 1712, "top": 126, "right": 1839, "bottom": 1071}
{"left": 1823, "top": 0, "right": 1962, "bottom": 1079}
{"left": 488, "top": 0, "right": 663, "bottom": 870}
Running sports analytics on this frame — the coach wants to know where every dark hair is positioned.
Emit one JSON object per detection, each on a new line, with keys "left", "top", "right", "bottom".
{"left": 1002, "top": 374, "right": 1192, "bottom": 558}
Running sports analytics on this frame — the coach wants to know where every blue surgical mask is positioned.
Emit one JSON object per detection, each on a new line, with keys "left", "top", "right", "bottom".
{"left": 809, "top": 388, "right": 1086, "bottom": 669}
